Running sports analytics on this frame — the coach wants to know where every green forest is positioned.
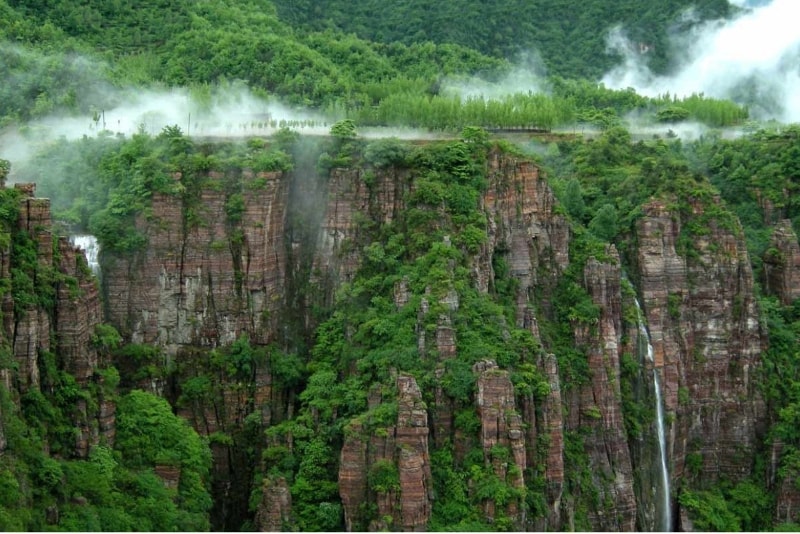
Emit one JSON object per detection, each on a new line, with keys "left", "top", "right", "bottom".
{"left": 1, "top": 0, "right": 800, "bottom": 531}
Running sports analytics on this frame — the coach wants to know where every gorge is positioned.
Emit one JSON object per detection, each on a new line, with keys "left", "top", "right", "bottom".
{"left": 1, "top": 126, "right": 795, "bottom": 531}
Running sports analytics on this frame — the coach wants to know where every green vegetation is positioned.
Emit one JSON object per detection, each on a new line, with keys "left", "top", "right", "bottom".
{"left": 0, "top": 385, "right": 212, "bottom": 531}
{"left": 2, "top": 0, "right": 800, "bottom": 531}
{"left": 271, "top": 0, "right": 732, "bottom": 79}
{"left": 678, "top": 480, "right": 773, "bottom": 532}
{"left": 10, "top": 112, "right": 800, "bottom": 531}
{"left": 0, "top": 0, "right": 749, "bottom": 135}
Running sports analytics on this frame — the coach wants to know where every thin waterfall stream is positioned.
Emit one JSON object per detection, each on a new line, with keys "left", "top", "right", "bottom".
{"left": 635, "top": 297, "right": 672, "bottom": 531}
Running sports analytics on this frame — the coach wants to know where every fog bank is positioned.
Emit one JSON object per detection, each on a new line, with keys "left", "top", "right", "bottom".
{"left": 603, "top": 0, "right": 800, "bottom": 122}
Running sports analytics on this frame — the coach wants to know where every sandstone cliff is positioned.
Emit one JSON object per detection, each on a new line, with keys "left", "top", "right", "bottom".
{"left": 103, "top": 170, "right": 286, "bottom": 353}
{"left": 570, "top": 249, "right": 637, "bottom": 530}
{"left": 93, "top": 143, "right": 768, "bottom": 531}
{"left": 763, "top": 219, "right": 800, "bottom": 305}
{"left": 634, "top": 197, "right": 765, "bottom": 528}
{"left": 0, "top": 183, "right": 109, "bottom": 457}
{"left": 338, "top": 374, "right": 432, "bottom": 532}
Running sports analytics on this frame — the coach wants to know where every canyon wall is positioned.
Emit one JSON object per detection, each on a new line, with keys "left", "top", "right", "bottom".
{"left": 88, "top": 145, "right": 769, "bottom": 531}
{"left": 0, "top": 183, "right": 110, "bottom": 458}
{"left": 634, "top": 199, "right": 765, "bottom": 496}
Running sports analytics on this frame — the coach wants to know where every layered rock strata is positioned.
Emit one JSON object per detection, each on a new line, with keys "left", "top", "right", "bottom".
{"left": 763, "top": 219, "right": 800, "bottom": 305}
{"left": 0, "top": 184, "right": 109, "bottom": 457}
{"left": 97, "top": 149, "right": 769, "bottom": 531}
{"left": 474, "top": 360, "right": 526, "bottom": 528}
{"left": 255, "top": 476, "right": 292, "bottom": 531}
{"left": 634, "top": 198, "right": 765, "bottom": 512}
{"left": 569, "top": 249, "right": 637, "bottom": 530}
{"left": 104, "top": 171, "right": 286, "bottom": 354}
{"left": 339, "top": 374, "right": 432, "bottom": 532}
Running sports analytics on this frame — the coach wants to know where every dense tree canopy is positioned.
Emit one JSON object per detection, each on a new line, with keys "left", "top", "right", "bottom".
{"left": 1, "top": 0, "right": 800, "bottom": 531}
{"left": 271, "top": 0, "right": 732, "bottom": 78}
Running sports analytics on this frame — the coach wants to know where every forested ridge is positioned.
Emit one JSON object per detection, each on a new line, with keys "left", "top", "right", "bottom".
{"left": 1, "top": 0, "right": 800, "bottom": 531}
{"left": 271, "top": 0, "right": 734, "bottom": 78}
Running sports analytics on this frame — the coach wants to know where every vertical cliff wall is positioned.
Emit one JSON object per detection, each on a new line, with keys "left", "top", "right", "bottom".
{"left": 96, "top": 141, "right": 768, "bottom": 531}
{"left": 103, "top": 170, "right": 287, "bottom": 353}
{"left": 0, "top": 183, "right": 110, "bottom": 458}
{"left": 634, "top": 197, "right": 766, "bottom": 528}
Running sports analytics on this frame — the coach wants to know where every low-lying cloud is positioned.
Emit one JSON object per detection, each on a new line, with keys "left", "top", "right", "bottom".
{"left": 603, "top": 0, "right": 800, "bottom": 122}
{"left": 442, "top": 52, "right": 548, "bottom": 100}
{"left": 0, "top": 80, "right": 335, "bottom": 170}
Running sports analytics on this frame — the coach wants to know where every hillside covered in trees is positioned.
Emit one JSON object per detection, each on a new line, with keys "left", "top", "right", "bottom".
{"left": 271, "top": 0, "right": 734, "bottom": 78}
{"left": 1, "top": 0, "right": 800, "bottom": 532}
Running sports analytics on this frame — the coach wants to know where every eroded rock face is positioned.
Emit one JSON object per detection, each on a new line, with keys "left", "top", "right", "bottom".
{"left": 635, "top": 199, "right": 765, "bottom": 509}
{"left": 395, "top": 375, "right": 433, "bottom": 531}
{"left": 96, "top": 149, "right": 770, "bottom": 531}
{"left": 339, "top": 374, "right": 432, "bottom": 532}
{"left": 0, "top": 185, "right": 108, "bottom": 457}
{"left": 763, "top": 219, "right": 800, "bottom": 305}
{"left": 339, "top": 420, "right": 368, "bottom": 532}
{"left": 255, "top": 476, "right": 292, "bottom": 532}
{"left": 481, "top": 151, "right": 571, "bottom": 315}
{"left": 56, "top": 237, "right": 103, "bottom": 387}
{"left": 474, "top": 360, "right": 526, "bottom": 528}
{"left": 569, "top": 249, "right": 637, "bottom": 530}
{"left": 104, "top": 172, "right": 287, "bottom": 355}
{"left": 539, "top": 353, "right": 565, "bottom": 530}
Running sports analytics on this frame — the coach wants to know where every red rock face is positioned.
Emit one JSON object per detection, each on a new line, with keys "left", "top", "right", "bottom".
{"left": 539, "top": 353, "right": 565, "bottom": 530}
{"left": 56, "top": 237, "right": 103, "bottom": 386}
{"left": 635, "top": 199, "right": 765, "bottom": 511}
{"left": 338, "top": 374, "right": 432, "bottom": 532}
{"left": 568, "top": 250, "right": 637, "bottom": 530}
{"left": 338, "top": 421, "right": 368, "bottom": 531}
{"left": 474, "top": 360, "right": 526, "bottom": 528}
{"left": 104, "top": 172, "right": 287, "bottom": 353}
{"left": 255, "top": 476, "right": 292, "bottom": 532}
{"left": 312, "top": 167, "right": 369, "bottom": 288}
{"left": 154, "top": 463, "right": 182, "bottom": 490}
{"left": 95, "top": 150, "right": 769, "bottom": 531}
{"left": 0, "top": 186, "right": 108, "bottom": 457}
{"left": 395, "top": 375, "right": 433, "bottom": 531}
{"left": 482, "top": 152, "right": 571, "bottom": 308}
{"left": 763, "top": 219, "right": 800, "bottom": 305}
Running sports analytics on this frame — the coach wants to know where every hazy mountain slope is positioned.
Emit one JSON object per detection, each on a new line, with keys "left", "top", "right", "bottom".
{"left": 271, "top": 0, "right": 733, "bottom": 78}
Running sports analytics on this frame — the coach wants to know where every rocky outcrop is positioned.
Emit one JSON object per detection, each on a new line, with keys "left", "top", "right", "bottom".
{"left": 0, "top": 183, "right": 109, "bottom": 457}
{"left": 474, "top": 360, "right": 526, "bottom": 528}
{"left": 482, "top": 151, "right": 571, "bottom": 315}
{"left": 93, "top": 145, "right": 770, "bottom": 531}
{"left": 338, "top": 419, "right": 369, "bottom": 531}
{"left": 539, "top": 353, "right": 565, "bottom": 530}
{"left": 568, "top": 249, "right": 637, "bottom": 530}
{"left": 395, "top": 375, "right": 433, "bottom": 530}
{"left": 635, "top": 198, "right": 765, "bottom": 503}
{"left": 10, "top": 185, "right": 53, "bottom": 392}
{"left": 255, "top": 476, "right": 292, "bottom": 531}
{"left": 56, "top": 237, "right": 103, "bottom": 387}
{"left": 339, "top": 374, "right": 432, "bottom": 532}
{"left": 103, "top": 171, "right": 287, "bottom": 355}
{"left": 763, "top": 219, "right": 800, "bottom": 305}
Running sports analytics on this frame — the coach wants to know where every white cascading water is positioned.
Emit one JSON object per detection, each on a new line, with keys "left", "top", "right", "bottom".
{"left": 70, "top": 234, "right": 100, "bottom": 275}
{"left": 635, "top": 298, "right": 672, "bottom": 532}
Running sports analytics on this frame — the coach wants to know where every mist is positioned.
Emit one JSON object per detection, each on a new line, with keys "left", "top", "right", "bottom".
{"left": 441, "top": 52, "right": 548, "bottom": 100}
{"left": 603, "top": 0, "right": 800, "bottom": 123}
{"left": 0, "top": 49, "right": 444, "bottom": 174}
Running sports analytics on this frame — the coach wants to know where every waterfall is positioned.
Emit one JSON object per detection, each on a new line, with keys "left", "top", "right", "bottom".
{"left": 70, "top": 234, "right": 100, "bottom": 275}
{"left": 635, "top": 298, "right": 672, "bottom": 532}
